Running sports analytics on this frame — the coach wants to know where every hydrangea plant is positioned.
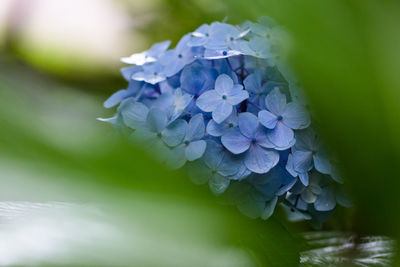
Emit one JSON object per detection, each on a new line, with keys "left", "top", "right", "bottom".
{"left": 100, "top": 17, "right": 350, "bottom": 226}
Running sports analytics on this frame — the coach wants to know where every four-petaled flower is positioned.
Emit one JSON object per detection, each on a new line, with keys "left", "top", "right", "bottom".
{"left": 196, "top": 74, "right": 248, "bottom": 123}
{"left": 166, "top": 114, "right": 207, "bottom": 168}
{"left": 258, "top": 88, "right": 310, "bottom": 148}
{"left": 221, "top": 112, "right": 279, "bottom": 173}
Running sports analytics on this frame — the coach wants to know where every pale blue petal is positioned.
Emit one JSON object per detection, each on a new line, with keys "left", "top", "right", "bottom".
{"left": 314, "top": 188, "right": 336, "bottom": 211}
{"left": 209, "top": 174, "right": 230, "bottom": 195}
{"left": 227, "top": 89, "right": 248, "bottom": 106}
{"left": 301, "top": 189, "right": 317, "bottom": 203}
{"left": 185, "top": 140, "right": 207, "bottom": 161}
{"left": 292, "top": 150, "right": 313, "bottom": 174}
{"left": 146, "top": 108, "right": 168, "bottom": 133}
{"left": 203, "top": 140, "right": 224, "bottom": 170}
{"left": 104, "top": 89, "right": 127, "bottom": 108}
{"left": 313, "top": 153, "right": 331, "bottom": 174}
{"left": 265, "top": 87, "right": 287, "bottom": 115}
{"left": 267, "top": 122, "right": 294, "bottom": 148}
{"left": 243, "top": 71, "right": 262, "bottom": 94}
{"left": 131, "top": 128, "right": 157, "bottom": 143}
{"left": 282, "top": 102, "right": 310, "bottom": 129}
{"left": 203, "top": 49, "right": 241, "bottom": 59}
{"left": 244, "top": 145, "right": 279, "bottom": 174}
{"left": 218, "top": 153, "right": 243, "bottom": 176}
{"left": 261, "top": 196, "right": 278, "bottom": 219}
{"left": 196, "top": 90, "right": 220, "bottom": 112}
{"left": 254, "top": 127, "right": 275, "bottom": 149}
{"left": 221, "top": 128, "right": 250, "bottom": 154}
{"left": 212, "top": 101, "right": 233, "bottom": 123}
{"left": 299, "top": 172, "right": 309, "bottom": 186}
{"left": 238, "top": 112, "right": 259, "bottom": 138}
{"left": 214, "top": 74, "right": 234, "bottom": 95}
{"left": 186, "top": 113, "right": 205, "bottom": 141}
{"left": 119, "top": 99, "right": 149, "bottom": 129}
{"left": 258, "top": 110, "right": 278, "bottom": 129}
{"left": 161, "top": 119, "right": 187, "bottom": 147}
{"left": 285, "top": 153, "right": 298, "bottom": 177}
{"left": 206, "top": 119, "right": 227, "bottom": 137}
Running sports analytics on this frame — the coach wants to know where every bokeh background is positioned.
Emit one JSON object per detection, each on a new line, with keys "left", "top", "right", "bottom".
{"left": 0, "top": 0, "right": 399, "bottom": 266}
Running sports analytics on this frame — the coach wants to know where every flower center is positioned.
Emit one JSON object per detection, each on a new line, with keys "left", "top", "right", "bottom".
{"left": 222, "top": 95, "right": 227, "bottom": 100}
{"left": 184, "top": 140, "right": 190, "bottom": 146}
{"left": 228, "top": 123, "right": 234, "bottom": 128}
{"left": 229, "top": 37, "right": 234, "bottom": 41}
{"left": 157, "top": 133, "right": 162, "bottom": 138}
{"left": 222, "top": 51, "right": 228, "bottom": 56}
{"left": 251, "top": 137, "right": 257, "bottom": 143}
{"left": 178, "top": 54, "right": 183, "bottom": 58}
{"left": 277, "top": 115, "right": 283, "bottom": 121}
{"left": 205, "top": 33, "right": 209, "bottom": 37}
{"left": 153, "top": 72, "right": 158, "bottom": 76}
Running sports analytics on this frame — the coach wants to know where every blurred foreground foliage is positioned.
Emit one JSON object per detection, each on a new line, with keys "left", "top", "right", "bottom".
{"left": 0, "top": 60, "right": 301, "bottom": 266}
{"left": 226, "top": 0, "right": 400, "bottom": 263}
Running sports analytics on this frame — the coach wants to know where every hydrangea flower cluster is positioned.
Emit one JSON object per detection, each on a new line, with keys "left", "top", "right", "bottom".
{"left": 101, "top": 17, "right": 350, "bottom": 226}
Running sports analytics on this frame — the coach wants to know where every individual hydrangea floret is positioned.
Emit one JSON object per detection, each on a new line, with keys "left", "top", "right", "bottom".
{"left": 100, "top": 17, "right": 349, "bottom": 226}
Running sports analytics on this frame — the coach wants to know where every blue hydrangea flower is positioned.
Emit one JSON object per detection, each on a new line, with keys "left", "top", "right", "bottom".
{"left": 221, "top": 112, "right": 279, "bottom": 173}
{"left": 188, "top": 140, "right": 243, "bottom": 194}
{"left": 121, "top": 40, "right": 171, "bottom": 65}
{"left": 159, "top": 34, "right": 201, "bottom": 77}
{"left": 166, "top": 114, "right": 207, "bottom": 168}
{"left": 286, "top": 129, "right": 332, "bottom": 186}
{"left": 258, "top": 88, "right": 310, "bottom": 148}
{"left": 196, "top": 74, "right": 248, "bottom": 123}
{"left": 132, "top": 63, "right": 167, "bottom": 85}
{"left": 101, "top": 18, "right": 347, "bottom": 225}
{"left": 206, "top": 109, "right": 238, "bottom": 137}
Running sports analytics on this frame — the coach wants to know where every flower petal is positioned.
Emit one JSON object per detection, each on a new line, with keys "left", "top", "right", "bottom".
{"left": 238, "top": 112, "right": 259, "bottom": 138}
{"left": 161, "top": 119, "right": 187, "bottom": 147}
{"left": 313, "top": 153, "right": 331, "bottom": 174}
{"left": 165, "top": 144, "right": 186, "bottom": 169}
{"left": 314, "top": 188, "right": 336, "bottom": 211}
{"left": 209, "top": 174, "right": 230, "bottom": 195}
{"left": 292, "top": 150, "right": 313, "bottom": 174}
{"left": 119, "top": 99, "right": 149, "bottom": 129}
{"left": 214, "top": 74, "right": 234, "bottom": 95}
{"left": 196, "top": 90, "right": 220, "bottom": 112}
{"left": 265, "top": 87, "right": 286, "bottom": 115}
{"left": 221, "top": 128, "right": 250, "bottom": 154}
{"left": 267, "top": 122, "right": 294, "bottom": 148}
{"left": 227, "top": 89, "right": 249, "bottom": 106}
{"left": 244, "top": 145, "right": 279, "bottom": 174}
{"left": 185, "top": 140, "right": 207, "bottom": 161}
{"left": 258, "top": 110, "right": 278, "bottom": 129}
{"left": 186, "top": 114, "right": 205, "bottom": 141}
{"left": 282, "top": 102, "right": 310, "bottom": 129}
{"left": 261, "top": 196, "right": 278, "bottom": 220}
{"left": 212, "top": 101, "right": 233, "bottom": 123}
{"left": 146, "top": 108, "right": 168, "bottom": 133}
